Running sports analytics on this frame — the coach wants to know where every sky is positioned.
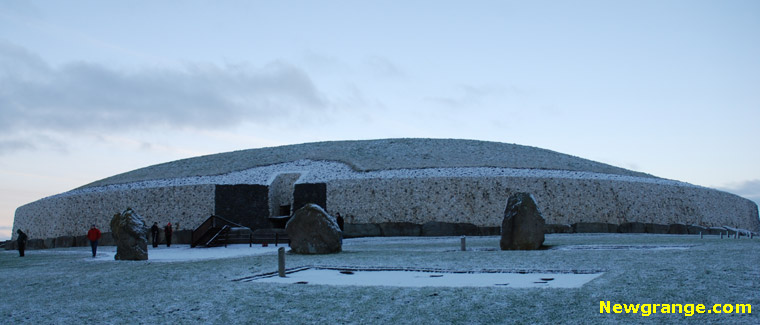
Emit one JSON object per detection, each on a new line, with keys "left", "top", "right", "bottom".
{"left": 1, "top": 0, "right": 758, "bottom": 240}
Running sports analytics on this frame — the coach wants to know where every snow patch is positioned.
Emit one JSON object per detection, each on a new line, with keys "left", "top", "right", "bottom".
{"left": 243, "top": 266, "right": 603, "bottom": 288}
{"left": 552, "top": 244, "right": 696, "bottom": 251}
{"left": 82, "top": 244, "right": 281, "bottom": 262}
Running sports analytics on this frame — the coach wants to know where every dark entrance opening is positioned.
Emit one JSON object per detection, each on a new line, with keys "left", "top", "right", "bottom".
{"left": 293, "top": 183, "right": 327, "bottom": 212}
{"left": 214, "top": 184, "right": 269, "bottom": 231}
{"left": 278, "top": 205, "right": 291, "bottom": 216}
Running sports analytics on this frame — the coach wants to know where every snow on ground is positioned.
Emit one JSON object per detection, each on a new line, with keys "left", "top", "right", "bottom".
{"left": 4, "top": 234, "right": 757, "bottom": 324}
{"left": 63, "top": 237, "right": 464, "bottom": 263}
{"left": 56, "top": 237, "right": 605, "bottom": 288}
{"left": 73, "top": 244, "right": 283, "bottom": 262}
{"left": 247, "top": 268, "right": 603, "bottom": 288}
{"left": 551, "top": 244, "right": 696, "bottom": 250}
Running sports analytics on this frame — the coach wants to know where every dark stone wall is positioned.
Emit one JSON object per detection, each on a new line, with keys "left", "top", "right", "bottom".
{"left": 573, "top": 222, "right": 619, "bottom": 233}
{"left": 645, "top": 223, "right": 670, "bottom": 234}
{"left": 667, "top": 223, "right": 689, "bottom": 234}
{"left": 687, "top": 225, "right": 708, "bottom": 234}
{"left": 343, "top": 222, "right": 499, "bottom": 238}
{"left": 421, "top": 221, "right": 480, "bottom": 236}
{"left": 379, "top": 222, "right": 421, "bottom": 236}
{"left": 342, "top": 221, "right": 721, "bottom": 237}
{"left": 344, "top": 223, "right": 382, "bottom": 237}
{"left": 293, "top": 183, "right": 326, "bottom": 213}
{"left": 215, "top": 185, "right": 270, "bottom": 230}
{"left": 545, "top": 224, "right": 573, "bottom": 234}
{"left": 618, "top": 222, "right": 647, "bottom": 233}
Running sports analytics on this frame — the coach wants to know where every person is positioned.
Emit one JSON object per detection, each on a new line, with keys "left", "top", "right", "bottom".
{"left": 87, "top": 224, "right": 101, "bottom": 258}
{"left": 150, "top": 222, "right": 160, "bottom": 248}
{"left": 336, "top": 213, "right": 345, "bottom": 232}
{"left": 335, "top": 213, "right": 344, "bottom": 245}
{"left": 16, "top": 229, "right": 28, "bottom": 257}
{"left": 164, "top": 222, "right": 173, "bottom": 247}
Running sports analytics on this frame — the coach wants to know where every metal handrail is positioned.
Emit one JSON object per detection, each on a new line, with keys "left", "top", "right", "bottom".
{"left": 191, "top": 215, "right": 246, "bottom": 247}
{"left": 205, "top": 225, "right": 231, "bottom": 247}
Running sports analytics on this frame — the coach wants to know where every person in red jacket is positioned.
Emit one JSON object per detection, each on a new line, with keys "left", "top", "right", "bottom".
{"left": 87, "top": 224, "right": 102, "bottom": 258}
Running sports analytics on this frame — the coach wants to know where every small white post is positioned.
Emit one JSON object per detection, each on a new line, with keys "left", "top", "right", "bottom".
{"left": 720, "top": 233, "right": 723, "bottom": 239}
{"left": 278, "top": 247, "right": 286, "bottom": 277}
{"left": 460, "top": 236, "right": 466, "bottom": 251}
{"left": 699, "top": 232, "right": 702, "bottom": 239}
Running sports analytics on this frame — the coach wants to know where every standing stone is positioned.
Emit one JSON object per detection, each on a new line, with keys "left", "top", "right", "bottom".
{"left": 285, "top": 204, "right": 342, "bottom": 254}
{"left": 110, "top": 208, "right": 148, "bottom": 260}
{"left": 500, "top": 193, "right": 545, "bottom": 250}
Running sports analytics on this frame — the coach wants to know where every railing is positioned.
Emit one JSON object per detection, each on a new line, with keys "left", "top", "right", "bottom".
{"left": 204, "top": 225, "right": 231, "bottom": 247}
{"left": 191, "top": 215, "right": 245, "bottom": 248}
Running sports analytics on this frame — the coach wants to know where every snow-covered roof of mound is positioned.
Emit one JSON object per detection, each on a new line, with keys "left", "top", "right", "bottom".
{"left": 81, "top": 138, "right": 656, "bottom": 188}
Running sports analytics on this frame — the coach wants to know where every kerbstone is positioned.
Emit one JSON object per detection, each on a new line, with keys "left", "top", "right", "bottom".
{"left": 379, "top": 222, "right": 422, "bottom": 237}
{"left": 667, "top": 223, "right": 689, "bottom": 234}
{"left": 619, "top": 222, "right": 647, "bottom": 233}
{"left": 422, "top": 222, "right": 480, "bottom": 236}
{"left": 54, "top": 236, "right": 76, "bottom": 248}
{"left": 574, "top": 222, "right": 617, "bottom": 233}
{"left": 687, "top": 225, "right": 708, "bottom": 235}
{"left": 646, "top": 223, "right": 670, "bottom": 234}
{"left": 344, "top": 223, "right": 382, "bottom": 238}
{"left": 545, "top": 224, "right": 573, "bottom": 234}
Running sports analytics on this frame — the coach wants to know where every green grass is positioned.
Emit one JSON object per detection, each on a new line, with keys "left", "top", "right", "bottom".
{"left": 2, "top": 234, "right": 758, "bottom": 324}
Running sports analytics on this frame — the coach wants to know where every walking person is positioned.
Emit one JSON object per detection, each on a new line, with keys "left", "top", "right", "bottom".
{"left": 87, "top": 224, "right": 101, "bottom": 258}
{"left": 164, "top": 222, "right": 173, "bottom": 247}
{"left": 150, "top": 222, "right": 160, "bottom": 248}
{"left": 16, "top": 229, "right": 28, "bottom": 257}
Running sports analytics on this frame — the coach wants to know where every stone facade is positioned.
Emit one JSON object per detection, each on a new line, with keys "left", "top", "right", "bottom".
{"left": 326, "top": 176, "right": 758, "bottom": 230}
{"left": 13, "top": 185, "right": 215, "bottom": 240}
{"left": 11, "top": 139, "right": 760, "bottom": 243}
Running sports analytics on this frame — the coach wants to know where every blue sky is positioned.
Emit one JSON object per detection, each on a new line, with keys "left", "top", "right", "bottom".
{"left": 1, "top": 1, "right": 758, "bottom": 240}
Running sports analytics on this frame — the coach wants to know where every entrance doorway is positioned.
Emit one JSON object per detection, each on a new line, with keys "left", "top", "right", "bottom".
{"left": 268, "top": 173, "right": 302, "bottom": 217}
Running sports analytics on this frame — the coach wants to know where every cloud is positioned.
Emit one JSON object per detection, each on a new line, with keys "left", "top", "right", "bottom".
{"left": 364, "top": 56, "right": 405, "bottom": 78}
{"left": 425, "top": 84, "right": 525, "bottom": 109}
{"left": 0, "top": 132, "right": 67, "bottom": 155}
{"left": 0, "top": 139, "right": 35, "bottom": 154}
{"left": 0, "top": 42, "right": 327, "bottom": 140}
{"left": 718, "top": 179, "right": 760, "bottom": 207}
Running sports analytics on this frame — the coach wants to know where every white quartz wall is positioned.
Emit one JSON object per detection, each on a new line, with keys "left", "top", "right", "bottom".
{"left": 326, "top": 176, "right": 760, "bottom": 231}
{"left": 13, "top": 185, "right": 216, "bottom": 239}
{"left": 12, "top": 160, "right": 760, "bottom": 240}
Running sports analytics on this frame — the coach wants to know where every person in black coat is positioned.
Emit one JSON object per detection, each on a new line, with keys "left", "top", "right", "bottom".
{"left": 335, "top": 213, "right": 344, "bottom": 245}
{"left": 16, "top": 229, "right": 28, "bottom": 257}
{"left": 335, "top": 213, "right": 345, "bottom": 232}
{"left": 150, "top": 222, "right": 160, "bottom": 248}
{"left": 164, "top": 223, "right": 173, "bottom": 247}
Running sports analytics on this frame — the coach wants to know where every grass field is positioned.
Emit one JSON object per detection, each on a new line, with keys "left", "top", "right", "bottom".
{"left": 2, "top": 234, "right": 758, "bottom": 324}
